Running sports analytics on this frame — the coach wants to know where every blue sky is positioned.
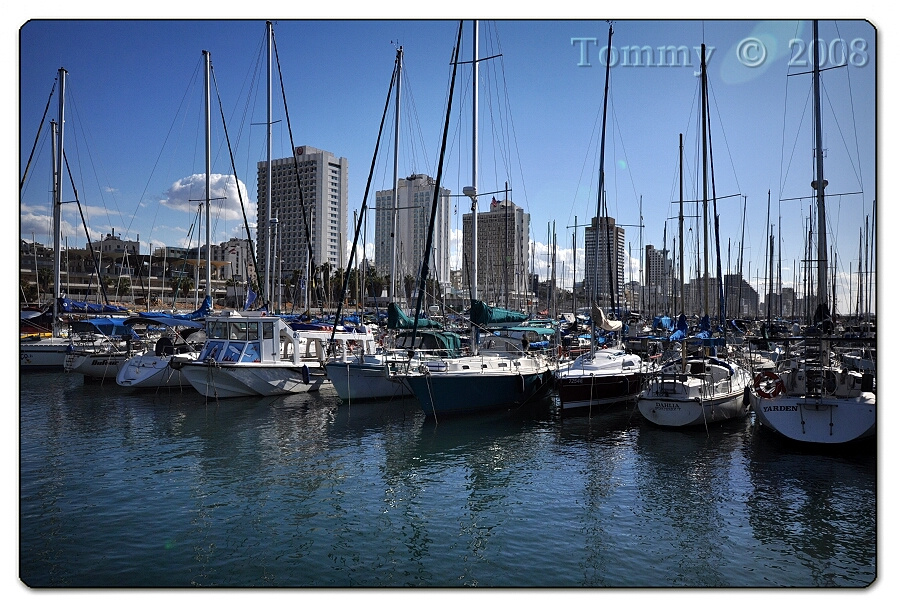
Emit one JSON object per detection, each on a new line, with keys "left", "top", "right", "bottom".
{"left": 16, "top": 13, "right": 878, "bottom": 314}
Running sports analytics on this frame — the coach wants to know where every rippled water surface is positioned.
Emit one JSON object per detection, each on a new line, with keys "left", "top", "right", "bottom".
{"left": 19, "top": 371, "right": 877, "bottom": 587}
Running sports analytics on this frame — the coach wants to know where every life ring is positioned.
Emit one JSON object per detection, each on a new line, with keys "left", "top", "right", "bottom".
{"left": 754, "top": 371, "right": 785, "bottom": 399}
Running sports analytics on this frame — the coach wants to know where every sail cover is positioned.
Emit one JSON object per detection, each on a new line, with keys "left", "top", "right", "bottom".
{"left": 57, "top": 297, "right": 129, "bottom": 315}
{"left": 387, "top": 302, "right": 443, "bottom": 330}
{"left": 138, "top": 295, "right": 212, "bottom": 321}
{"left": 470, "top": 299, "right": 529, "bottom": 326}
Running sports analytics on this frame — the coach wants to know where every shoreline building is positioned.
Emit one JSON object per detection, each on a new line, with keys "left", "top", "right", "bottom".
{"left": 373, "top": 173, "right": 451, "bottom": 300}
{"left": 584, "top": 216, "right": 626, "bottom": 313}
{"left": 644, "top": 243, "right": 673, "bottom": 316}
{"left": 462, "top": 197, "right": 531, "bottom": 310}
{"left": 256, "top": 145, "right": 349, "bottom": 303}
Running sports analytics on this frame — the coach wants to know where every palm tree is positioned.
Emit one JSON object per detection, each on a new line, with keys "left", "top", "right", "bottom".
{"left": 37, "top": 268, "right": 53, "bottom": 292}
{"left": 170, "top": 276, "right": 194, "bottom": 300}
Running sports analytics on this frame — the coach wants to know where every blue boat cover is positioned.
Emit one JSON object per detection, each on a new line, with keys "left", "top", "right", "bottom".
{"left": 57, "top": 297, "right": 129, "bottom": 314}
{"left": 668, "top": 314, "right": 689, "bottom": 341}
{"left": 138, "top": 296, "right": 212, "bottom": 321}
{"left": 652, "top": 315, "right": 674, "bottom": 331}
{"left": 70, "top": 317, "right": 140, "bottom": 340}
{"left": 124, "top": 315, "right": 203, "bottom": 329}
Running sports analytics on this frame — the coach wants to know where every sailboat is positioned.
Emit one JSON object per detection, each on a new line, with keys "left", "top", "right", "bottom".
{"left": 112, "top": 43, "right": 227, "bottom": 389}
{"left": 636, "top": 39, "right": 754, "bottom": 428}
{"left": 20, "top": 68, "right": 133, "bottom": 371}
{"left": 402, "top": 21, "right": 555, "bottom": 417}
{"left": 114, "top": 312, "right": 207, "bottom": 389}
{"left": 751, "top": 21, "right": 875, "bottom": 445}
{"left": 554, "top": 23, "right": 652, "bottom": 415}
{"left": 323, "top": 46, "right": 418, "bottom": 402}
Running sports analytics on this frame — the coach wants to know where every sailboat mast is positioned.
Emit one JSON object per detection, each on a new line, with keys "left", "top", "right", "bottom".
{"left": 812, "top": 20, "right": 828, "bottom": 315}
{"left": 471, "top": 20, "right": 479, "bottom": 300}
{"left": 470, "top": 20, "right": 479, "bottom": 354}
{"left": 52, "top": 68, "right": 66, "bottom": 337}
{"left": 591, "top": 22, "right": 613, "bottom": 357}
{"left": 202, "top": 50, "right": 212, "bottom": 300}
{"left": 264, "top": 23, "right": 273, "bottom": 306}
{"left": 573, "top": 217, "right": 577, "bottom": 318}
{"left": 739, "top": 195, "right": 746, "bottom": 318}
{"left": 700, "top": 43, "right": 709, "bottom": 316}
{"left": 678, "top": 133, "right": 684, "bottom": 315}
{"left": 389, "top": 46, "right": 403, "bottom": 303}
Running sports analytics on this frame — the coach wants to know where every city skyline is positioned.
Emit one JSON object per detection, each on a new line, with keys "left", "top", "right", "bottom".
{"left": 17, "top": 16, "right": 877, "bottom": 314}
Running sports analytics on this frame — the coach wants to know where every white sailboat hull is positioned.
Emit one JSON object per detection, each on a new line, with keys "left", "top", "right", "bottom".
{"left": 325, "top": 354, "right": 413, "bottom": 401}
{"left": 20, "top": 338, "right": 73, "bottom": 370}
{"left": 64, "top": 349, "right": 129, "bottom": 380}
{"left": 116, "top": 351, "right": 197, "bottom": 389}
{"left": 753, "top": 392, "right": 875, "bottom": 444}
{"left": 637, "top": 359, "right": 753, "bottom": 427}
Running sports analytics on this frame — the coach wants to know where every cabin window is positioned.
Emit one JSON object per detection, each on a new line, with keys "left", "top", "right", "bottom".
{"left": 229, "top": 322, "right": 248, "bottom": 341}
{"left": 208, "top": 321, "right": 227, "bottom": 339}
{"left": 247, "top": 323, "right": 259, "bottom": 340}
{"left": 263, "top": 323, "right": 274, "bottom": 340}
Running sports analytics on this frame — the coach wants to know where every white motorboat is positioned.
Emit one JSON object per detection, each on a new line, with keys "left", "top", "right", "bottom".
{"left": 176, "top": 310, "right": 374, "bottom": 398}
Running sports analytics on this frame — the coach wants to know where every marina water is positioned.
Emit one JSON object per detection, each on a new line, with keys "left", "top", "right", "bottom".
{"left": 20, "top": 370, "right": 876, "bottom": 588}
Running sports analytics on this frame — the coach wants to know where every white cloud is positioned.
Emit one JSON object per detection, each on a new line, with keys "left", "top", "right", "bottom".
{"left": 160, "top": 173, "right": 252, "bottom": 224}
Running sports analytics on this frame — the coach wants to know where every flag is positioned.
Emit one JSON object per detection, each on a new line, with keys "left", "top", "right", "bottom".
{"left": 244, "top": 286, "right": 257, "bottom": 310}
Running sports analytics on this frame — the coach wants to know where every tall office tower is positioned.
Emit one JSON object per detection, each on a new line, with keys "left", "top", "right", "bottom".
{"left": 373, "top": 173, "right": 451, "bottom": 297}
{"left": 462, "top": 197, "right": 531, "bottom": 309}
{"left": 645, "top": 243, "right": 673, "bottom": 313}
{"left": 256, "top": 145, "right": 348, "bottom": 297}
{"left": 584, "top": 216, "right": 626, "bottom": 311}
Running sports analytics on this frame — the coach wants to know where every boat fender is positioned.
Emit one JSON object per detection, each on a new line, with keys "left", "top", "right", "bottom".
{"left": 520, "top": 374, "right": 526, "bottom": 393}
{"left": 753, "top": 371, "right": 785, "bottom": 399}
{"left": 301, "top": 364, "right": 310, "bottom": 385}
{"left": 743, "top": 385, "right": 751, "bottom": 408}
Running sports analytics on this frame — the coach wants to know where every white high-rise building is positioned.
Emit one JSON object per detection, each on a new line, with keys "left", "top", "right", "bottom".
{"left": 373, "top": 174, "right": 451, "bottom": 296}
{"left": 256, "top": 145, "right": 348, "bottom": 294}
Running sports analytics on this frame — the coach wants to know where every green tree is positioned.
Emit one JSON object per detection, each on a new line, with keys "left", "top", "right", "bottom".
{"left": 365, "top": 267, "right": 386, "bottom": 300}
{"left": 403, "top": 274, "right": 416, "bottom": 301}
{"left": 170, "top": 276, "right": 194, "bottom": 299}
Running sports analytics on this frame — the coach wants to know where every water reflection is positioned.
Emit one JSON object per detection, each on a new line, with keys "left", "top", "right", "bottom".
{"left": 744, "top": 425, "right": 876, "bottom": 586}
{"left": 631, "top": 417, "right": 754, "bottom": 586}
{"left": 20, "top": 372, "right": 877, "bottom": 588}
